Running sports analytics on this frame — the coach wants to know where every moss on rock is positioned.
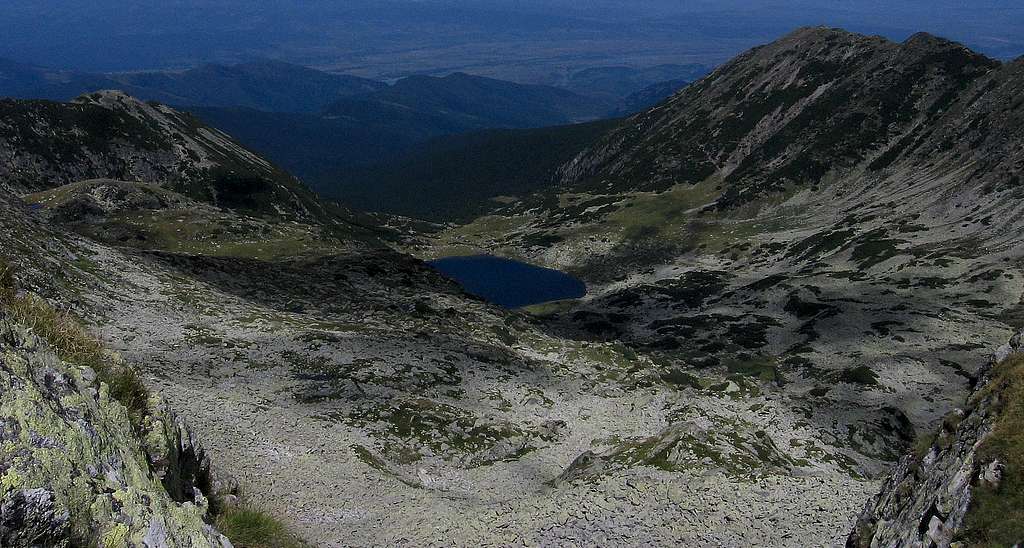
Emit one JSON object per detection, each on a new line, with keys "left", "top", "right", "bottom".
{"left": 0, "top": 316, "right": 231, "bottom": 547}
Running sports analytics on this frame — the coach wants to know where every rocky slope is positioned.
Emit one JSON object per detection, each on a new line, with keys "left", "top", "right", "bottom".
{"left": 422, "top": 26, "right": 1024, "bottom": 545}
{"left": 0, "top": 90, "right": 876, "bottom": 546}
{"left": 556, "top": 27, "right": 1014, "bottom": 202}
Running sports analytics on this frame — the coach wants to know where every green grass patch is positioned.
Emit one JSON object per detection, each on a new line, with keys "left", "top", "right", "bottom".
{"left": 850, "top": 229, "right": 906, "bottom": 269}
{"left": 426, "top": 214, "right": 536, "bottom": 259}
{"left": 27, "top": 183, "right": 352, "bottom": 261}
{"left": 215, "top": 506, "right": 304, "bottom": 548}
{"left": 83, "top": 210, "right": 349, "bottom": 261}
{"left": 960, "top": 353, "right": 1024, "bottom": 546}
{"left": 602, "top": 180, "right": 720, "bottom": 240}
{"left": 661, "top": 368, "right": 705, "bottom": 389}
{"left": 725, "top": 354, "right": 783, "bottom": 384}
{"left": 0, "top": 260, "right": 150, "bottom": 428}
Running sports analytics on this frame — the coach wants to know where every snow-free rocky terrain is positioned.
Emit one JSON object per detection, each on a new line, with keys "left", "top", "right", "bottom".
{"left": 1, "top": 26, "right": 1023, "bottom": 547}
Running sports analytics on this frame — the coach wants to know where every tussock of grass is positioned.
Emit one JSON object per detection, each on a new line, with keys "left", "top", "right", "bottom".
{"left": 5, "top": 292, "right": 106, "bottom": 367}
{"left": 911, "top": 433, "right": 935, "bottom": 460}
{"left": 961, "top": 353, "right": 1024, "bottom": 546}
{"left": 105, "top": 366, "right": 151, "bottom": 428}
{"left": 0, "top": 260, "right": 150, "bottom": 428}
{"left": 215, "top": 506, "right": 304, "bottom": 548}
{"left": 912, "top": 410, "right": 963, "bottom": 460}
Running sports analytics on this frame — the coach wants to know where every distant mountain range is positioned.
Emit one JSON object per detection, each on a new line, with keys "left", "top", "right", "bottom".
{"left": 0, "top": 56, "right": 706, "bottom": 214}
{"left": 0, "top": 57, "right": 700, "bottom": 118}
{"left": 612, "top": 78, "right": 695, "bottom": 116}
{"left": 325, "top": 72, "right": 614, "bottom": 130}
{"left": 4, "top": 1, "right": 1021, "bottom": 81}
{"left": 0, "top": 58, "right": 385, "bottom": 113}
{"left": 184, "top": 72, "right": 619, "bottom": 191}
{"left": 560, "top": 64, "right": 710, "bottom": 102}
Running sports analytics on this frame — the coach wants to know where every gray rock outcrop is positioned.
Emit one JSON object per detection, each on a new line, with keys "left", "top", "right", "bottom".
{"left": 0, "top": 314, "right": 231, "bottom": 547}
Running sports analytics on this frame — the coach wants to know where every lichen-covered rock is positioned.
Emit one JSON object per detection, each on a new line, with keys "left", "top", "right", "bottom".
{"left": 847, "top": 330, "right": 1024, "bottom": 548}
{"left": 0, "top": 488, "right": 69, "bottom": 547}
{"left": 141, "top": 391, "right": 214, "bottom": 505}
{"left": 0, "top": 316, "right": 231, "bottom": 547}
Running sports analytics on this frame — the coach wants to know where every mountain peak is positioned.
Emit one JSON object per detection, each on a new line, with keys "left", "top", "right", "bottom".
{"left": 775, "top": 26, "right": 883, "bottom": 48}
{"left": 559, "top": 27, "right": 1003, "bottom": 201}
{"left": 903, "top": 31, "right": 955, "bottom": 47}
{"left": 784, "top": 26, "right": 860, "bottom": 41}
{"left": 902, "top": 31, "right": 981, "bottom": 57}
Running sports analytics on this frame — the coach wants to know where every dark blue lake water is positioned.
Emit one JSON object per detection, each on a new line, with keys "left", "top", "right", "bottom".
{"left": 429, "top": 255, "right": 586, "bottom": 309}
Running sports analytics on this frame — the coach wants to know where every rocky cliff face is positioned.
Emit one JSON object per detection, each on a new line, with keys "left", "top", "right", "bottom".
{"left": 0, "top": 315, "right": 231, "bottom": 547}
{"left": 848, "top": 331, "right": 1023, "bottom": 547}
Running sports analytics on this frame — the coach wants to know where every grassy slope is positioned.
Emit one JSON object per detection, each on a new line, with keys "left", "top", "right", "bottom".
{"left": 0, "top": 259, "right": 149, "bottom": 428}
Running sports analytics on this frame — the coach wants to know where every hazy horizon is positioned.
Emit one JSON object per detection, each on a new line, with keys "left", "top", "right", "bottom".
{"left": 2, "top": 1, "right": 1022, "bottom": 83}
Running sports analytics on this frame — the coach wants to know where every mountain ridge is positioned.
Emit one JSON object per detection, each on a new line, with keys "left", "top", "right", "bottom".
{"left": 556, "top": 26, "right": 1008, "bottom": 206}
{"left": 0, "top": 90, "right": 393, "bottom": 248}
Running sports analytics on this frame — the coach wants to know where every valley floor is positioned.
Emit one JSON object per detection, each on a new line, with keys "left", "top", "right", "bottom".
{"left": 7, "top": 164, "right": 1021, "bottom": 546}
{"left": 93, "top": 249, "right": 879, "bottom": 546}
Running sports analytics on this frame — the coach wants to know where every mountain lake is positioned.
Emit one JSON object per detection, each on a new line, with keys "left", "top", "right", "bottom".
{"left": 428, "top": 255, "right": 586, "bottom": 309}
